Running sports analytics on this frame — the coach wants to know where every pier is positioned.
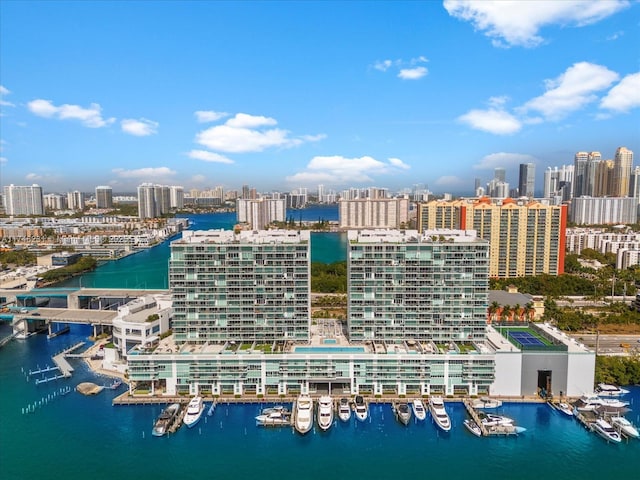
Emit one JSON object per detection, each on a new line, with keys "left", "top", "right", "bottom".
{"left": 51, "top": 341, "right": 85, "bottom": 378}
{"left": 463, "top": 399, "right": 489, "bottom": 436}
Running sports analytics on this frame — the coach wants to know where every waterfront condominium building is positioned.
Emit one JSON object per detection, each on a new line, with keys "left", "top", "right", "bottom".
{"left": 236, "top": 197, "right": 286, "bottom": 230}
{"left": 417, "top": 198, "right": 567, "bottom": 278}
{"left": 169, "top": 185, "right": 184, "bottom": 209}
{"left": 95, "top": 186, "right": 113, "bottom": 209}
{"left": 347, "top": 229, "right": 489, "bottom": 343}
{"left": 518, "top": 163, "right": 536, "bottom": 198}
{"left": 170, "top": 229, "right": 311, "bottom": 344}
{"left": 338, "top": 196, "right": 409, "bottom": 229}
{"left": 569, "top": 196, "right": 638, "bottom": 225}
{"left": 137, "top": 183, "right": 172, "bottom": 219}
{"left": 3, "top": 184, "right": 45, "bottom": 216}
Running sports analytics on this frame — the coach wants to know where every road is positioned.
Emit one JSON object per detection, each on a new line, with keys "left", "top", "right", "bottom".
{"left": 573, "top": 333, "right": 640, "bottom": 355}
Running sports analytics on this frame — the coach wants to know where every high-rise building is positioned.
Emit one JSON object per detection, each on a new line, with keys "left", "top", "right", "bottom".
{"left": 95, "top": 186, "right": 113, "bottom": 209}
{"left": 3, "top": 184, "right": 45, "bottom": 215}
{"left": 593, "top": 160, "right": 615, "bottom": 197}
{"left": 613, "top": 147, "right": 634, "bottom": 197}
{"left": 518, "top": 163, "right": 536, "bottom": 198}
{"left": 67, "top": 190, "right": 86, "bottom": 210}
{"left": 629, "top": 166, "right": 640, "bottom": 200}
{"left": 137, "top": 183, "right": 174, "bottom": 219}
{"left": 170, "top": 229, "right": 311, "bottom": 344}
{"left": 347, "top": 229, "right": 489, "bottom": 343}
{"left": 569, "top": 197, "right": 637, "bottom": 225}
{"left": 43, "top": 193, "right": 67, "bottom": 210}
{"left": 573, "top": 152, "right": 589, "bottom": 197}
{"left": 339, "top": 196, "right": 409, "bottom": 229}
{"left": 169, "top": 186, "right": 184, "bottom": 209}
{"left": 236, "top": 197, "right": 286, "bottom": 229}
{"left": 543, "top": 165, "right": 573, "bottom": 201}
{"left": 494, "top": 167, "right": 506, "bottom": 182}
{"left": 417, "top": 198, "right": 567, "bottom": 278}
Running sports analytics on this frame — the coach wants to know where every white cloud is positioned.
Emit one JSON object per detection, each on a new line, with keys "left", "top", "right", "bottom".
{"left": 112, "top": 167, "right": 176, "bottom": 178}
{"left": 473, "top": 152, "right": 537, "bottom": 171}
{"left": 191, "top": 174, "right": 207, "bottom": 184}
{"left": 121, "top": 118, "right": 159, "bottom": 136}
{"left": 286, "top": 155, "right": 411, "bottom": 186}
{"left": 195, "top": 113, "right": 323, "bottom": 153}
{"left": 194, "top": 110, "right": 228, "bottom": 123}
{"left": 0, "top": 86, "right": 9, "bottom": 95}
{"left": 444, "top": 0, "right": 629, "bottom": 48}
{"left": 458, "top": 108, "right": 522, "bottom": 135}
{"left": 521, "top": 62, "right": 619, "bottom": 119}
{"left": 0, "top": 85, "right": 14, "bottom": 107}
{"left": 373, "top": 60, "right": 393, "bottom": 72}
{"left": 187, "top": 149, "right": 234, "bottom": 164}
{"left": 600, "top": 72, "right": 640, "bottom": 113}
{"left": 26, "top": 173, "right": 42, "bottom": 180}
{"left": 398, "top": 67, "right": 428, "bottom": 80}
{"left": 606, "top": 31, "right": 624, "bottom": 41}
{"left": 27, "top": 99, "right": 115, "bottom": 127}
{"left": 0, "top": 156, "right": 7, "bottom": 164}
{"left": 435, "top": 175, "right": 466, "bottom": 187}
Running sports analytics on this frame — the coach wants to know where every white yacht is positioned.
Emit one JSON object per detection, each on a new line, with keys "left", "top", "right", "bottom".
{"left": 575, "top": 394, "right": 628, "bottom": 412}
{"left": 463, "top": 419, "right": 482, "bottom": 437}
{"left": 394, "top": 402, "right": 412, "bottom": 426}
{"left": 592, "top": 418, "right": 622, "bottom": 443}
{"left": 595, "top": 383, "right": 630, "bottom": 397}
{"left": 338, "top": 397, "right": 351, "bottom": 422}
{"left": 317, "top": 395, "right": 333, "bottom": 431}
{"left": 152, "top": 403, "right": 180, "bottom": 437}
{"left": 412, "top": 399, "right": 427, "bottom": 421}
{"left": 294, "top": 394, "right": 314, "bottom": 434}
{"left": 428, "top": 396, "right": 451, "bottom": 432}
{"left": 471, "top": 397, "right": 503, "bottom": 409}
{"left": 610, "top": 416, "right": 640, "bottom": 439}
{"left": 556, "top": 402, "right": 574, "bottom": 417}
{"left": 255, "top": 405, "right": 292, "bottom": 427}
{"left": 183, "top": 396, "right": 204, "bottom": 428}
{"left": 480, "top": 413, "right": 515, "bottom": 427}
{"left": 354, "top": 395, "right": 368, "bottom": 422}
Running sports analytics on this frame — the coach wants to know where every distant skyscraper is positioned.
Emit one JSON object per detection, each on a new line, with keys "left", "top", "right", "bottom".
{"left": 613, "top": 147, "right": 634, "bottom": 197}
{"left": 169, "top": 186, "right": 184, "bottom": 209}
{"left": 3, "top": 184, "right": 45, "bottom": 216}
{"left": 494, "top": 167, "right": 506, "bottom": 182}
{"left": 338, "top": 196, "right": 409, "bottom": 228}
{"left": 518, "top": 163, "right": 535, "bottom": 198}
{"left": 593, "top": 160, "right": 614, "bottom": 197}
{"left": 137, "top": 183, "right": 175, "bottom": 219}
{"left": 67, "top": 190, "right": 85, "bottom": 210}
{"left": 573, "top": 152, "right": 589, "bottom": 197}
{"left": 95, "top": 186, "right": 113, "bottom": 209}
{"left": 43, "top": 193, "right": 67, "bottom": 210}
{"left": 236, "top": 197, "right": 286, "bottom": 229}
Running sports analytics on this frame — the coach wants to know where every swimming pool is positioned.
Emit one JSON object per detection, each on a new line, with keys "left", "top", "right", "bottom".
{"left": 294, "top": 346, "right": 365, "bottom": 353}
{"left": 323, "top": 338, "right": 337, "bottom": 344}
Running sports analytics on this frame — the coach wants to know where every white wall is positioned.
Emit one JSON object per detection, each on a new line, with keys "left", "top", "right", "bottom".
{"left": 566, "top": 352, "right": 596, "bottom": 397}
{"left": 490, "top": 352, "right": 522, "bottom": 396}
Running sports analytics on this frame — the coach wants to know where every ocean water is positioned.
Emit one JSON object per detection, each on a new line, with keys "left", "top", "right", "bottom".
{"left": 1, "top": 323, "right": 639, "bottom": 480}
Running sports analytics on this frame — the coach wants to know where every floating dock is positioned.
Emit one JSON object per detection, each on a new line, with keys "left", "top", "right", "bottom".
{"left": 51, "top": 341, "right": 85, "bottom": 377}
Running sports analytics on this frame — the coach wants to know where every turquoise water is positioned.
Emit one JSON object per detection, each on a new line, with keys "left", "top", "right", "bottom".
{"left": 294, "top": 346, "right": 365, "bottom": 353}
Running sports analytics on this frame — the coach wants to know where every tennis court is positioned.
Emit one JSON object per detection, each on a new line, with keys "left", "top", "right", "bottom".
{"left": 508, "top": 330, "right": 546, "bottom": 347}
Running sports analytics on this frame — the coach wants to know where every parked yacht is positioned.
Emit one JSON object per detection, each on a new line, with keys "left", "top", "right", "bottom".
{"left": 610, "top": 416, "right": 640, "bottom": 439}
{"left": 556, "top": 402, "right": 574, "bottom": 417}
{"left": 183, "top": 396, "right": 204, "bottom": 428}
{"left": 595, "top": 383, "right": 630, "bottom": 397}
{"left": 471, "top": 397, "right": 503, "bottom": 409}
{"left": 354, "top": 395, "right": 368, "bottom": 422}
{"left": 256, "top": 405, "right": 292, "bottom": 427}
{"left": 592, "top": 418, "right": 622, "bottom": 443}
{"left": 338, "top": 397, "right": 351, "bottom": 422}
{"left": 294, "top": 395, "right": 313, "bottom": 434}
{"left": 152, "top": 403, "right": 180, "bottom": 437}
{"left": 575, "top": 394, "right": 628, "bottom": 412}
{"left": 428, "top": 396, "right": 451, "bottom": 432}
{"left": 394, "top": 402, "right": 412, "bottom": 426}
{"left": 479, "top": 413, "right": 515, "bottom": 427}
{"left": 463, "top": 419, "right": 482, "bottom": 437}
{"left": 317, "top": 395, "right": 333, "bottom": 431}
{"left": 412, "top": 399, "right": 427, "bottom": 421}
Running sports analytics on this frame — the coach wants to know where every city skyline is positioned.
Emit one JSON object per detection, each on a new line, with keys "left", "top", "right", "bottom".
{"left": 1, "top": 1, "right": 639, "bottom": 194}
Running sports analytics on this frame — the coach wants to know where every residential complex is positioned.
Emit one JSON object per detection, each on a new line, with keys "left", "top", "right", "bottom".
{"left": 3, "top": 184, "right": 45, "bottom": 216}
{"left": 338, "top": 196, "right": 410, "bottom": 228}
{"left": 417, "top": 198, "right": 567, "bottom": 278}
{"left": 236, "top": 197, "right": 286, "bottom": 230}
{"left": 95, "top": 186, "right": 113, "bottom": 209}
{"left": 569, "top": 196, "right": 637, "bottom": 225}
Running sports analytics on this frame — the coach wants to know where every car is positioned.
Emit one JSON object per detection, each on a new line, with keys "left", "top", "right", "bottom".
{"left": 20, "top": 308, "right": 29, "bottom": 313}
{"left": 31, "top": 312, "right": 41, "bottom": 316}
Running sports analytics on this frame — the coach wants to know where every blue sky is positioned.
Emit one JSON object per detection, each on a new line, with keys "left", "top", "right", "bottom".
{"left": 1, "top": 1, "right": 639, "bottom": 196}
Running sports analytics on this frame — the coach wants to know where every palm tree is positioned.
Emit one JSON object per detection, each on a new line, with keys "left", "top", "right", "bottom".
{"left": 488, "top": 301, "right": 500, "bottom": 324}
{"left": 501, "top": 304, "right": 511, "bottom": 323}
{"left": 524, "top": 302, "right": 535, "bottom": 322}
{"left": 513, "top": 303, "right": 521, "bottom": 322}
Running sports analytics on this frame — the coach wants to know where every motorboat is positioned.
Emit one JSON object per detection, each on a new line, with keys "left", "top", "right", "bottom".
{"left": 412, "top": 399, "right": 427, "bottom": 421}
{"left": 428, "top": 396, "right": 451, "bottom": 432}
{"left": 480, "top": 413, "right": 515, "bottom": 427}
{"left": 354, "top": 395, "right": 368, "bottom": 422}
{"left": 256, "top": 406, "right": 292, "bottom": 427}
{"left": 317, "top": 395, "right": 333, "bottom": 431}
{"left": 610, "top": 416, "right": 640, "bottom": 439}
{"left": 183, "top": 396, "right": 204, "bottom": 428}
{"left": 294, "top": 395, "right": 313, "bottom": 434}
{"left": 152, "top": 403, "right": 180, "bottom": 437}
{"left": 109, "top": 379, "right": 123, "bottom": 390}
{"left": 207, "top": 401, "right": 216, "bottom": 416}
{"left": 394, "top": 402, "right": 411, "bottom": 426}
{"left": 595, "top": 383, "right": 630, "bottom": 397}
{"left": 463, "top": 419, "right": 482, "bottom": 437}
{"left": 575, "top": 394, "right": 628, "bottom": 412}
{"left": 471, "top": 397, "right": 503, "bottom": 409}
{"left": 592, "top": 418, "right": 622, "bottom": 443}
{"left": 338, "top": 397, "right": 351, "bottom": 422}
{"left": 556, "top": 402, "right": 574, "bottom": 417}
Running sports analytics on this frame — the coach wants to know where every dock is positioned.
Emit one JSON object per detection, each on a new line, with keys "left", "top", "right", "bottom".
{"left": 0, "top": 332, "right": 19, "bottom": 348}
{"left": 463, "top": 399, "right": 489, "bottom": 436}
{"left": 51, "top": 341, "right": 85, "bottom": 377}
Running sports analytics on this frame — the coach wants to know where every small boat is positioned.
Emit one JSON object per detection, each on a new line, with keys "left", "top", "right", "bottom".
{"left": 556, "top": 402, "right": 574, "bottom": 417}
{"left": 354, "top": 395, "right": 368, "bottom": 422}
{"left": 207, "top": 401, "right": 216, "bottom": 416}
{"left": 394, "top": 402, "right": 411, "bottom": 426}
{"left": 294, "top": 395, "right": 313, "bottom": 434}
{"left": 109, "top": 379, "right": 123, "bottom": 390}
{"left": 480, "top": 413, "right": 514, "bottom": 427}
{"left": 592, "top": 418, "right": 622, "bottom": 443}
{"left": 595, "top": 383, "right": 630, "bottom": 397}
{"left": 152, "top": 403, "right": 180, "bottom": 437}
{"left": 412, "top": 399, "right": 427, "bottom": 421}
{"left": 428, "top": 396, "right": 451, "bottom": 432}
{"left": 183, "top": 396, "right": 204, "bottom": 428}
{"left": 471, "top": 397, "right": 503, "bottom": 409}
{"left": 256, "top": 406, "right": 291, "bottom": 427}
{"left": 610, "top": 416, "right": 640, "bottom": 439}
{"left": 317, "top": 395, "right": 333, "bottom": 431}
{"left": 463, "top": 419, "right": 482, "bottom": 437}
{"left": 575, "top": 394, "right": 628, "bottom": 412}
{"left": 338, "top": 398, "right": 351, "bottom": 422}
